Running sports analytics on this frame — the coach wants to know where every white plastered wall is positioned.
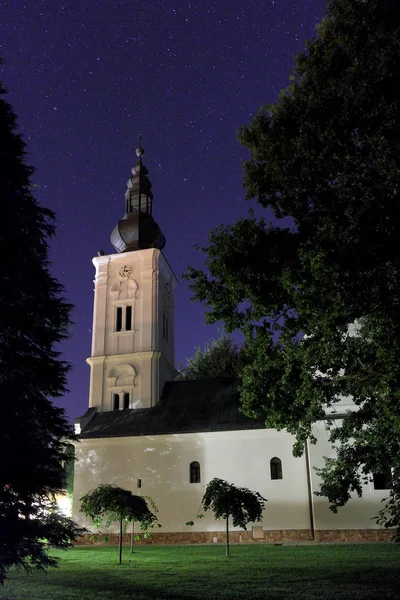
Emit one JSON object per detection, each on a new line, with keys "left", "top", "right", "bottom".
{"left": 72, "top": 426, "right": 390, "bottom": 535}
{"left": 72, "top": 429, "right": 311, "bottom": 534}
{"left": 309, "top": 420, "right": 391, "bottom": 530}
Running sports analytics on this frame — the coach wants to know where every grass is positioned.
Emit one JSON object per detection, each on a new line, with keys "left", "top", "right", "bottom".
{"left": 2, "top": 543, "right": 400, "bottom": 600}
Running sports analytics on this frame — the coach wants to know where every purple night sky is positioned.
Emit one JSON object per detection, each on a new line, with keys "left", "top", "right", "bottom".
{"left": 2, "top": 0, "right": 326, "bottom": 421}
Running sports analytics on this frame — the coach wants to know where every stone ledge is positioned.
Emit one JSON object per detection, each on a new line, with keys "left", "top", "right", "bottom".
{"left": 75, "top": 528, "right": 394, "bottom": 545}
{"left": 315, "top": 529, "right": 394, "bottom": 542}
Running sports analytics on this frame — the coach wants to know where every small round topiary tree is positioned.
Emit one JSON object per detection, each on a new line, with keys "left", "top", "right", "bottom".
{"left": 80, "top": 484, "right": 158, "bottom": 565}
{"left": 200, "top": 478, "right": 266, "bottom": 556}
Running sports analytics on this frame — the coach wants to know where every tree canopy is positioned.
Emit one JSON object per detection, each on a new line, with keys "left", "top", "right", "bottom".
{"left": 80, "top": 485, "right": 159, "bottom": 564}
{"left": 0, "top": 75, "right": 84, "bottom": 583}
{"left": 176, "top": 333, "right": 246, "bottom": 380}
{"left": 199, "top": 478, "right": 266, "bottom": 555}
{"left": 186, "top": 0, "right": 400, "bottom": 538}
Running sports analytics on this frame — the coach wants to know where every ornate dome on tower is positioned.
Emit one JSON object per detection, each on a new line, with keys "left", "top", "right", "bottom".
{"left": 110, "top": 144, "right": 166, "bottom": 253}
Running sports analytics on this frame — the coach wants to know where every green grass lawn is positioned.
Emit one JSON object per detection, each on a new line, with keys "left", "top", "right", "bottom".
{"left": 2, "top": 543, "right": 400, "bottom": 600}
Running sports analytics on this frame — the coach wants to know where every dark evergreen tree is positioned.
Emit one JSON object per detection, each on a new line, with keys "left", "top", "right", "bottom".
{"left": 186, "top": 0, "right": 400, "bottom": 538}
{"left": 0, "top": 76, "right": 84, "bottom": 583}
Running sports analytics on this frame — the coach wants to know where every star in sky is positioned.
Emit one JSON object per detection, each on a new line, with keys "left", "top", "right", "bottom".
{"left": 1, "top": 0, "right": 327, "bottom": 420}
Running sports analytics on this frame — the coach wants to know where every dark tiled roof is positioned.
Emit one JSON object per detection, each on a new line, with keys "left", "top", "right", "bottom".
{"left": 77, "top": 378, "right": 266, "bottom": 439}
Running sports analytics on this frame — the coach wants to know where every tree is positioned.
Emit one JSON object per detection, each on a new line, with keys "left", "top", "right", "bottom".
{"left": 176, "top": 333, "right": 246, "bottom": 380}
{"left": 197, "top": 478, "right": 266, "bottom": 556}
{"left": 0, "top": 75, "right": 85, "bottom": 584}
{"left": 186, "top": 0, "right": 400, "bottom": 539}
{"left": 129, "top": 495, "right": 159, "bottom": 554}
{"left": 80, "top": 485, "right": 158, "bottom": 565}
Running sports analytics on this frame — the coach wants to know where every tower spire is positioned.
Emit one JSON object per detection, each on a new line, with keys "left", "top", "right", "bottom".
{"left": 110, "top": 140, "right": 166, "bottom": 253}
{"left": 136, "top": 134, "right": 143, "bottom": 213}
{"left": 124, "top": 141, "right": 152, "bottom": 216}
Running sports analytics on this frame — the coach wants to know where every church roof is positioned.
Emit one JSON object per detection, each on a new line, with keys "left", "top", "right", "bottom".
{"left": 77, "top": 378, "right": 266, "bottom": 439}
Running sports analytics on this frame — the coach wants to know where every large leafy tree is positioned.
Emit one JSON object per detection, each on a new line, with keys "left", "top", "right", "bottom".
{"left": 0, "top": 76, "right": 84, "bottom": 583}
{"left": 80, "top": 485, "right": 159, "bottom": 565}
{"left": 197, "top": 478, "right": 266, "bottom": 556}
{"left": 176, "top": 333, "right": 246, "bottom": 380}
{"left": 186, "top": 0, "right": 400, "bottom": 538}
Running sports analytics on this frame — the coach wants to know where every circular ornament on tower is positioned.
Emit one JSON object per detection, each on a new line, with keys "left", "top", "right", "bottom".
{"left": 118, "top": 265, "right": 132, "bottom": 278}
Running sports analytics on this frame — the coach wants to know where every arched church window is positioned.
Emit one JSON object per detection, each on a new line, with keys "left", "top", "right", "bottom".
{"left": 123, "top": 392, "right": 130, "bottom": 409}
{"left": 162, "top": 314, "right": 169, "bottom": 341}
{"left": 115, "top": 306, "right": 133, "bottom": 332}
{"left": 113, "top": 393, "right": 120, "bottom": 411}
{"left": 270, "top": 457, "right": 283, "bottom": 480}
{"left": 190, "top": 461, "right": 201, "bottom": 484}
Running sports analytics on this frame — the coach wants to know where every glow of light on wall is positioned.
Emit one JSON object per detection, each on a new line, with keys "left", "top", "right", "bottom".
{"left": 57, "top": 495, "right": 72, "bottom": 517}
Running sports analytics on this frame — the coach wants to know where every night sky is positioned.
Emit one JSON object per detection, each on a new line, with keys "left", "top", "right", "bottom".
{"left": 2, "top": 0, "right": 327, "bottom": 421}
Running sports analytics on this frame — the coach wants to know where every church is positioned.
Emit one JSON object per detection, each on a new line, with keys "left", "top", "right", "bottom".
{"left": 72, "top": 146, "right": 392, "bottom": 543}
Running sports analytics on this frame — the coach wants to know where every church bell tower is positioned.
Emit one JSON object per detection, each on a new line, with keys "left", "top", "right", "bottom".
{"left": 87, "top": 144, "right": 177, "bottom": 411}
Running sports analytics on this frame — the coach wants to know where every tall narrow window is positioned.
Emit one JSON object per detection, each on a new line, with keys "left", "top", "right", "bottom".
{"left": 113, "top": 393, "right": 120, "bottom": 411}
{"left": 162, "top": 314, "right": 169, "bottom": 340}
{"left": 116, "top": 307, "right": 122, "bottom": 332}
{"left": 373, "top": 470, "right": 392, "bottom": 490}
{"left": 190, "top": 461, "right": 201, "bottom": 483}
{"left": 270, "top": 457, "right": 283, "bottom": 480}
{"left": 123, "top": 392, "right": 130, "bottom": 409}
{"left": 126, "top": 306, "right": 132, "bottom": 331}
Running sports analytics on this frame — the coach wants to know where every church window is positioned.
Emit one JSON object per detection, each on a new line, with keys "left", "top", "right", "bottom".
{"left": 270, "top": 457, "right": 283, "bottom": 480}
{"left": 162, "top": 314, "right": 169, "bottom": 341}
{"left": 116, "top": 307, "right": 122, "bottom": 332}
{"left": 126, "top": 306, "right": 132, "bottom": 331}
{"left": 115, "top": 306, "right": 133, "bottom": 332}
{"left": 123, "top": 392, "right": 130, "bottom": 409}
{"left": 137, "top": 478, "right": 142, "bottom": 489}
{"left": 190, "top": 461, "right": 201, "bottom": 483}
{"left": 373, "top": 470, "right": 392, "bottom": 490}
{"left": 113, "top": 393, "right": 120, "bottom": 411}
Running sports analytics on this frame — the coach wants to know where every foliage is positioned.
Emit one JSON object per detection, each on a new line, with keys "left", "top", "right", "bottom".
{"left": 80, "top": 485, "right": 158, "bottom": 530}
{"left": 176, "top": 333, "right": 246, "bottom": 380}
{"left": 376, "top": 466, "right": 400, "bottom": 543}
{"left": 0, "top": 74, "right": 85, "bottom": 584}
{"left": 80, "top": 485, "right": 158, "bottom": 564}
{"left": 201, "top": 478, "right": 266, "bottom": 529}
{"left": 185, "top": 0, "right": 400, "bottom": 537}
{"left": 130, "top": 495, "right": 159, "bottom": 551}
{"left": 62, "top": 443, "right": 75, "bottom": 499}
{"left": 199, "top": 478, "right": 266, "bottom": 555}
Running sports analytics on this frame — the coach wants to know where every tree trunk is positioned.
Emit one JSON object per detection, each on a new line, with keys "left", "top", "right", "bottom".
{"left": 226, "top": 516, "right": 230, "bottom": 557}
{"left": 130, "top": 521, "right": 134, "bottom": 553}
{"left": 118, "top": 517, "right": 123, "bottom": 565}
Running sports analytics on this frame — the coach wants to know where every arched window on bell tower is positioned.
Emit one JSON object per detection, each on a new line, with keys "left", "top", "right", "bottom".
{"left": 107, "top": 364, "right": 136, "bottom": 412}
